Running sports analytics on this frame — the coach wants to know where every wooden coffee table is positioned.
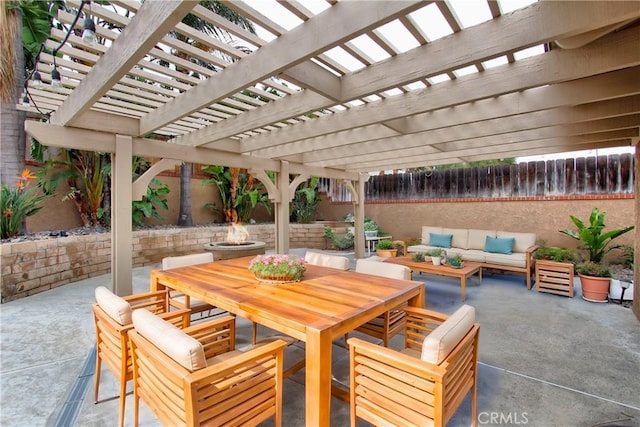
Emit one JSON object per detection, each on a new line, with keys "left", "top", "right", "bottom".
{"left": 384, "top": 256, "right": 482, "bottom": 301}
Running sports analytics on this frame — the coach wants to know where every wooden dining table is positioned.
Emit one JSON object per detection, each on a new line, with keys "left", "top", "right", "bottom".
{"left": 150, "top": 255, "right": 425, "bottom": 427}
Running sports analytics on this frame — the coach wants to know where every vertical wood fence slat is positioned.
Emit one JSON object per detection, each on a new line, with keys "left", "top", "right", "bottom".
{"left": 357, "top": 154, "right": 633, "bottom": 203}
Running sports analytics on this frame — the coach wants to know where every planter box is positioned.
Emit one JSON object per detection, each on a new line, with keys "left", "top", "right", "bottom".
{"left": 535, "top": 260, "right": 575, "bottom": 298}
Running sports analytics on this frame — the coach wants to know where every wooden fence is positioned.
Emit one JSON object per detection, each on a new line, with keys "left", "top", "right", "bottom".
{"left": 319, "top": 154, "right": 635, "bottom": 202}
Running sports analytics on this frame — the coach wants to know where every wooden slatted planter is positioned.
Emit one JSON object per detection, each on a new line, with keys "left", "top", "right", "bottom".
{"left": 535, "top": 260, "right": 575, "bottom": 298}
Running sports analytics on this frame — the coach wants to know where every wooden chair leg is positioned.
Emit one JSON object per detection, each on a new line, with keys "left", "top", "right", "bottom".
{"left": 93, "top": 355, "right": 101, "bottom": 403}
{"left": 252, "top": 322, "right": 258, "bottom": 344}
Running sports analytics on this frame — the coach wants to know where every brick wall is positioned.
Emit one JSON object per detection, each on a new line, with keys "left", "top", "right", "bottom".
{"left": 0, "top": 222, "right": 340, "bottom": 303}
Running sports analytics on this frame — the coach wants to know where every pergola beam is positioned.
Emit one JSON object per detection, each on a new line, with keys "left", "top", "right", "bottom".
{"left": 139, "top": 0, "right": 424, "bottom": 135}
{"left": 50, "top": 1, "right": 195, "bottom": 127}
{"left": 244, "top": 29, "right": 640, "bottom": 154}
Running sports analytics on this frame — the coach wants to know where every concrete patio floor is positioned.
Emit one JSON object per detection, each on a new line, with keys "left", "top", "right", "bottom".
{"left": 2, "top": 249, "right": 639, "bottom": 427}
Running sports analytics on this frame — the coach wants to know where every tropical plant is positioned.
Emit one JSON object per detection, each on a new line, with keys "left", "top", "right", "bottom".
{"left": 290, "top": 176, "right": 321, "bottom": 223}
{"left": 202, "top": 165, "right": 271, "bottom": 223}
{"left": 1, "top": 169, "right": 51, "bottom": 239}
{"left": 559, "top": 207, "right": 634, "bottom": 263}
{"left": 132, "top": 178, "right": 170, "bottom": 228}
{"left": 1, "top": 0, "right": 60, "bottom": 185}
{"left": 38, "top": 149, "right": 110, "bottom": 227}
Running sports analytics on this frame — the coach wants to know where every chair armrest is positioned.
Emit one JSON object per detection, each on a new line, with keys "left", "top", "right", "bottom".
{"left": 404, "top": 306, "right": 449, "bottom": 323}
{"left": 348, "top": 337, "right": 445, "bottom": 380}
{"left": 157, "top": 308, "right": 191, "bottom": 329}
{"left": 124, "top": 289, "right": 171, "bottom": 312}
{"left": 183, "top": 315, "right": 237, "bottom": 357}
{"left": 188, "top": 339, "right": 287, "bottom": 382}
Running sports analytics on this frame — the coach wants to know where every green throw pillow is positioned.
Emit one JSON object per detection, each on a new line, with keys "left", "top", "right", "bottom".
{"left": 429, "top": 233, "right": 453, "bottom": 248}
{"left": 484, "top": 236, "right": 515, "bottom": 254}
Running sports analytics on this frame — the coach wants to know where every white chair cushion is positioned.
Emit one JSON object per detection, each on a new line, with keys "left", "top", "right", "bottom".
{"left": 421, "top": 305, "right": 476, "bottom": 365}
{"left": 355, "top": 259, "right": 411, "bottom": 280}
{"left": 304, "top": 251, "right": 350, "bottom": 270}
{"left": 95, "top": 286, "right": 132, "bottom": 325}
{"left": 497, "top": 231, "right": 536, "bottom": 254}
{"left": 132, "top": 309, "right": 206, "bottom": 372}
{"left": 162, "top": 252, "right": 213, "bottom": 270}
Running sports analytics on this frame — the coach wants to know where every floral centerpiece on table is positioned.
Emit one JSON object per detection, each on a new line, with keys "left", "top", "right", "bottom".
{"left": 248, "top": 254, "right": 307, "bottom": 283}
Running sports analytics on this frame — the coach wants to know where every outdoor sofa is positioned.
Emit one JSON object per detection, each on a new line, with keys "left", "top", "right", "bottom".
{"left": 407, "top": 226, "right": 538, "bottom": 289}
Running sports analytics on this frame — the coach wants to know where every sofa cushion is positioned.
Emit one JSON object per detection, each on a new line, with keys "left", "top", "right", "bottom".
{"left": 421, "top": 226, "right": 443, "bottom": 245}
{"left": 497, "top": 231, "right": 536, "bottom": 253}
{"left": 468, "top": 229, "right": 497, "bottom": 250}
{"left": 429, "top": 233, "right": 453, "bottom": 248}
{"left": 485, "top": 252, "right": 527, "bottom": 268}
{"left": 132, "top": 309, "right": 206, "bottom": 372}
{"left": 458, "top": 249, "right": 486, "bottom": 263}
{"left": 95, "top": 286, "right": 132, "bottom": 325}
{"left": 422, "top": 305, "right": 476, "bottom": 364}
{"left": 442, "top": 228, "right": 469, "bottom": 249}
{"left": 485, "top": 236, "right": 515, "bottom": 254}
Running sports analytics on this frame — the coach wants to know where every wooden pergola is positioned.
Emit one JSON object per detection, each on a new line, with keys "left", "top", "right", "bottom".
{"left": 21, "top": 1, "right": 639, "bottom": 312}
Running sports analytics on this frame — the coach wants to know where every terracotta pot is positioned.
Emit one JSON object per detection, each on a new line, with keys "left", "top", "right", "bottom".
{"left": 376, "top": 249, "right": 397, "bottom": 258}
{"left": 578, "top": 274, "right": 611, "bottom": 302}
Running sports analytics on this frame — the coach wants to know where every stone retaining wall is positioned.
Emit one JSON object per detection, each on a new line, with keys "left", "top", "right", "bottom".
{"left": 1, "top": 222, "right": 338, "bottom": 303}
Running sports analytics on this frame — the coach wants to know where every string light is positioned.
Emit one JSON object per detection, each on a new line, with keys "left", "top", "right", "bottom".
{"left": 82, "top": 2, "right": 97, "bottom": 46}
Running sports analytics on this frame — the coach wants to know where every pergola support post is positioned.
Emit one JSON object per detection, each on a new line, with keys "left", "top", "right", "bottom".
{"left": 111, "top": 135, "right": 133, "bottom": 296}
{"left": 354, "top": 174, "right": 367, "bottom": 259}
{"left": 275, "top": 161, "right": 290, "bottom": 254}
{"left": 634, "top": 143, "right": 639, "bottom": 321}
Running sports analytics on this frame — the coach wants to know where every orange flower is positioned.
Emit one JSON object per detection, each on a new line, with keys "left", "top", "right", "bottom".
{"left": 3, "top": 208, "right": 12, "bottom": 218}
{"left": 15, "top": 180, "right": 25, "bottom": 190}
{"left": 19, "top": 169, "right": 36, "bottom": 181}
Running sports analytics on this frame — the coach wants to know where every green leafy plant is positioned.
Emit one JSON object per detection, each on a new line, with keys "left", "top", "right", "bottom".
{"left": 411, "top": 252, "right": 425, "bottom": 262}
{"left": 290, "top": 176, "right": 321, "bottom": 223}
{"left": 38, "top": 148, "right": 110, "bottom": 227}
{"left": 1, "top": 169, "right": 51, "bottom": 239}
{"left": 534, "top": 245, "right": 577, "bottom": 263}
{"left": 430, "top": 248, "right": 447, "bottom": 258}
{"left": 377, "top": 240, "right": 394, "bottom": 250}
{"left": 448, "top": 254, "right": 463, "bottom": 267}
{"left": 324, "top": 227, "right": 354, "bottom": 250}
{"left": 559, "top": 207, "right": 634, "bottom": 263}
{"left": 575, "top": 261, "right": 612, "bottom": 278}
{"left": 132, "top": 178, "right": 170, "bottom": 227}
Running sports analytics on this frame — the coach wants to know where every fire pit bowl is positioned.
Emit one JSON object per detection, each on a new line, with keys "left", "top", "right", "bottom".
{"left": 203, "top": 241, "right": 266, "bottom": 261}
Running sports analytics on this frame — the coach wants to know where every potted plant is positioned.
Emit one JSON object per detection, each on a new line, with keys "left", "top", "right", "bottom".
{"left": 376, "top": 239, "right": 397, "bottom": 257}
{"left": 575, "top": 261, "right": 612, "bottom": 302}
{"left": 411, "top": 252, "right": 426, "bottom": 262}
{"left": 364, "top": 220, "right": 379, "bottom": 238}
{"left": 430, "top": 248, "right": 447, "bottom": 266}
{"left": 559, "top": 208, "right": 634, "bottom": 302}
{"left": 447, "top": 254, "right": 464, "bottom": 268}
{"left": 533, "top": 244, "right": 578, "bottom": 297}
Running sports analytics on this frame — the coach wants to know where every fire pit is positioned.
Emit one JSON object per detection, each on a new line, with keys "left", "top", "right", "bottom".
{"left": 203, "top": 223, "right": 266, "bottom": 260}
